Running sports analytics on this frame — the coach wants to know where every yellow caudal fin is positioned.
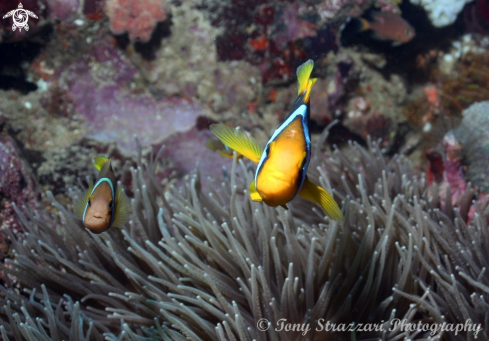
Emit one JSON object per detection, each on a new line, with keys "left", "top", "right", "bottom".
{"left": 73, "top": 181, "right": 93, "bottom": 220}
{"left": 210, "top": 124, "right": 263, "bottom": 164}
{"left": 249, "top": 180, "right": 263, "bottom": 202}
{"left": 112, "top": 187, "right": 130, "bottom": 227}
{"left": 93, "top": 156, "right": 109, "bottom": 172}
{"left": 299, "top": 176, "right": 343, "bottom": 221}
{"left": 296, "top": 59, "right": 317, "bottom": 103}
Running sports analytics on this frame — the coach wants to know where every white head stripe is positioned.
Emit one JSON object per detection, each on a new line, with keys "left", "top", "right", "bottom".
{"left": 82, "top": 178, "right": 115, "bottom": 221}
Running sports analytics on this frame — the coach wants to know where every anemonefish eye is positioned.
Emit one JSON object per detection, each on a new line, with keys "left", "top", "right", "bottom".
{"left": 108, "top": 200, "right": 113, "bottom": 210}
{"left": 405, "top": 29, "right": 411, "bottom": 35}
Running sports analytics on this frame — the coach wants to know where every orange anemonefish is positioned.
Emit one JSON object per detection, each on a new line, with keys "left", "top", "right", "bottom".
{"left": 74, "top": 156, "right": 130, "bottom": 233}
{"left": 210, "top": 60, "right": 343, "bottom": 221}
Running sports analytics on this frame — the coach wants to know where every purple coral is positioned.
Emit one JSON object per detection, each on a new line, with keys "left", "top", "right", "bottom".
{"left": 59, "top": 40, "right": 204, "bottom": 154}
{"left": 105, "top": 0, "right": 168, "bottom": 42}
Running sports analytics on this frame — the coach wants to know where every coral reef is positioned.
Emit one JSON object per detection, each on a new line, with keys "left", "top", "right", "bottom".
{"left": 2, "top": 0, "right": 489, "bottom": 339}
{"left": 410, "top": 0, "right": 474, "bottom": 27}
{"left": 105, "top": 0, "right": 168, "bottom": 42}
{"left": 0, "top": 134, "right": 487, "bottom": 340}
{"left": 131, "top": 3, "right": 261, "bottom": 115}
{"left": 0, "top": 132, "right": 37, "bottom": 262}
{"left": 403, "top": 47, "right": 489, "bottom": 158}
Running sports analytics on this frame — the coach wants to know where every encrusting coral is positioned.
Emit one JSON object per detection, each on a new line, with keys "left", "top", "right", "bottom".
{"left": 0, "top": 131, "right": 487, "bottom": 340}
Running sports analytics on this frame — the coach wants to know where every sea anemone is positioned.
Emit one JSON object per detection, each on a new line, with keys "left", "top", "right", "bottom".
{"left": 0, "top": 131, "right": 486, "bottom": 340}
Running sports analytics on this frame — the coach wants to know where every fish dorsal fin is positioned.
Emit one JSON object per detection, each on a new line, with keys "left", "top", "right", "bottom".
{"left": 112, "top": 187, "right": 131, "bottom": 227}
{"left": 249, "top": 180, "right": 263, "bottom": 202}
{"left": 93, "top": 156, "right": 109, "bottom": 172}
{"left": 296, "top": 60, "right": 317, "bottom": 103}
{"left": 298, "top": 176, "right": 343, "bottom": 221}
{"left": 210, "top": 124, "right": 263, "bottom": 164}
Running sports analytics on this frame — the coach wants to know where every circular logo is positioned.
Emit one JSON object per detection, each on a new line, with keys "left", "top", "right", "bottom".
{"left": 257, "top": 318, "right": 270, "bottom": 331}
{"left": 3, "top": 3, "right": 38, "bottom": 32}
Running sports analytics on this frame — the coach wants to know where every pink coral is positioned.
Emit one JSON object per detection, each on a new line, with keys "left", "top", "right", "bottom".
{"left": 59, "top": 40, "right": 203, "bottom": 154}
{"left": 105, "top": 0, "right": 168, "bottom": 42}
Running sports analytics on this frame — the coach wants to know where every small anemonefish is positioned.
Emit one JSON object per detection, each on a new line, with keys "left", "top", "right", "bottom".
{"left": 74, "top": 156, "right": 130, "bottom": 233}
{"left": 210, "top": 60, "right": 343, "bottom": 221}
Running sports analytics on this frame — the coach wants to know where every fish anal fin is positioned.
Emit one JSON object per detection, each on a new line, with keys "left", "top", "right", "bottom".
{"left": 280, "top": 204, "right": 289, "bottom": 210}
{"left": 93, "top": 156, "right": 109, "bottom": 172}
{"left": 112, "top": 187, "right": 130, "bottom": 227}
{"left": 299, "top": 176, "right": 343, "bottom": 221}
{"left": 249, "top": 180, "right": 263, "bottom": 202}
{"left": 210, "top": 124, "right": 263, "bottom": 164}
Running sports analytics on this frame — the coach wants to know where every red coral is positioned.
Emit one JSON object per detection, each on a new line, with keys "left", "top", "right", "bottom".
{"left": 105, "top": 0, "right": 168, "bottom": 42}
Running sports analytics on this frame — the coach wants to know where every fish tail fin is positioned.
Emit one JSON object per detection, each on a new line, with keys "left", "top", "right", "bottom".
{"left": 299, "top": 176, "right": 343, "bottom": 221}
{"left": 358, "top": 18, "right": 370, "bottom": 31}
{"left": 304, "top": 77, "right": 317, "bottom": 104}
{"left": 112, "top": 187, "right": 131, "bottom": 227}
{"left": 73, "top": 181, "right": 93, "bottom": 220}
{"left": 296, "top": 60, "right": 317, "bottom": 103}
{"left": 249, "top": 180, "right": 263, "bottom": 202}
{"left": 93, "top": 156, "right": 109, "bottom": 172}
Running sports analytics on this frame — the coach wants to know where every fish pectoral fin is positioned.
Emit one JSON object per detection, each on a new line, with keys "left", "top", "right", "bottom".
{"left": 249, "top": 180, "right": 263, "bottom": 202}
{"left": 112, "top": 187, "right": 131, "bottom": 227}
{"left": 299, "top": 176, "right": 343, "bottom": 221}
{"left": 73, "top": 190, "right": 89, "bottom": 220}
{"left": 210, "top": 124, "right": 263, "bottom": 164}
{"left": 73, "top": 181, "right": 93, "bottom": 220}
{"left": 93, "top": 156, "right": 109, "bottom": 172}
